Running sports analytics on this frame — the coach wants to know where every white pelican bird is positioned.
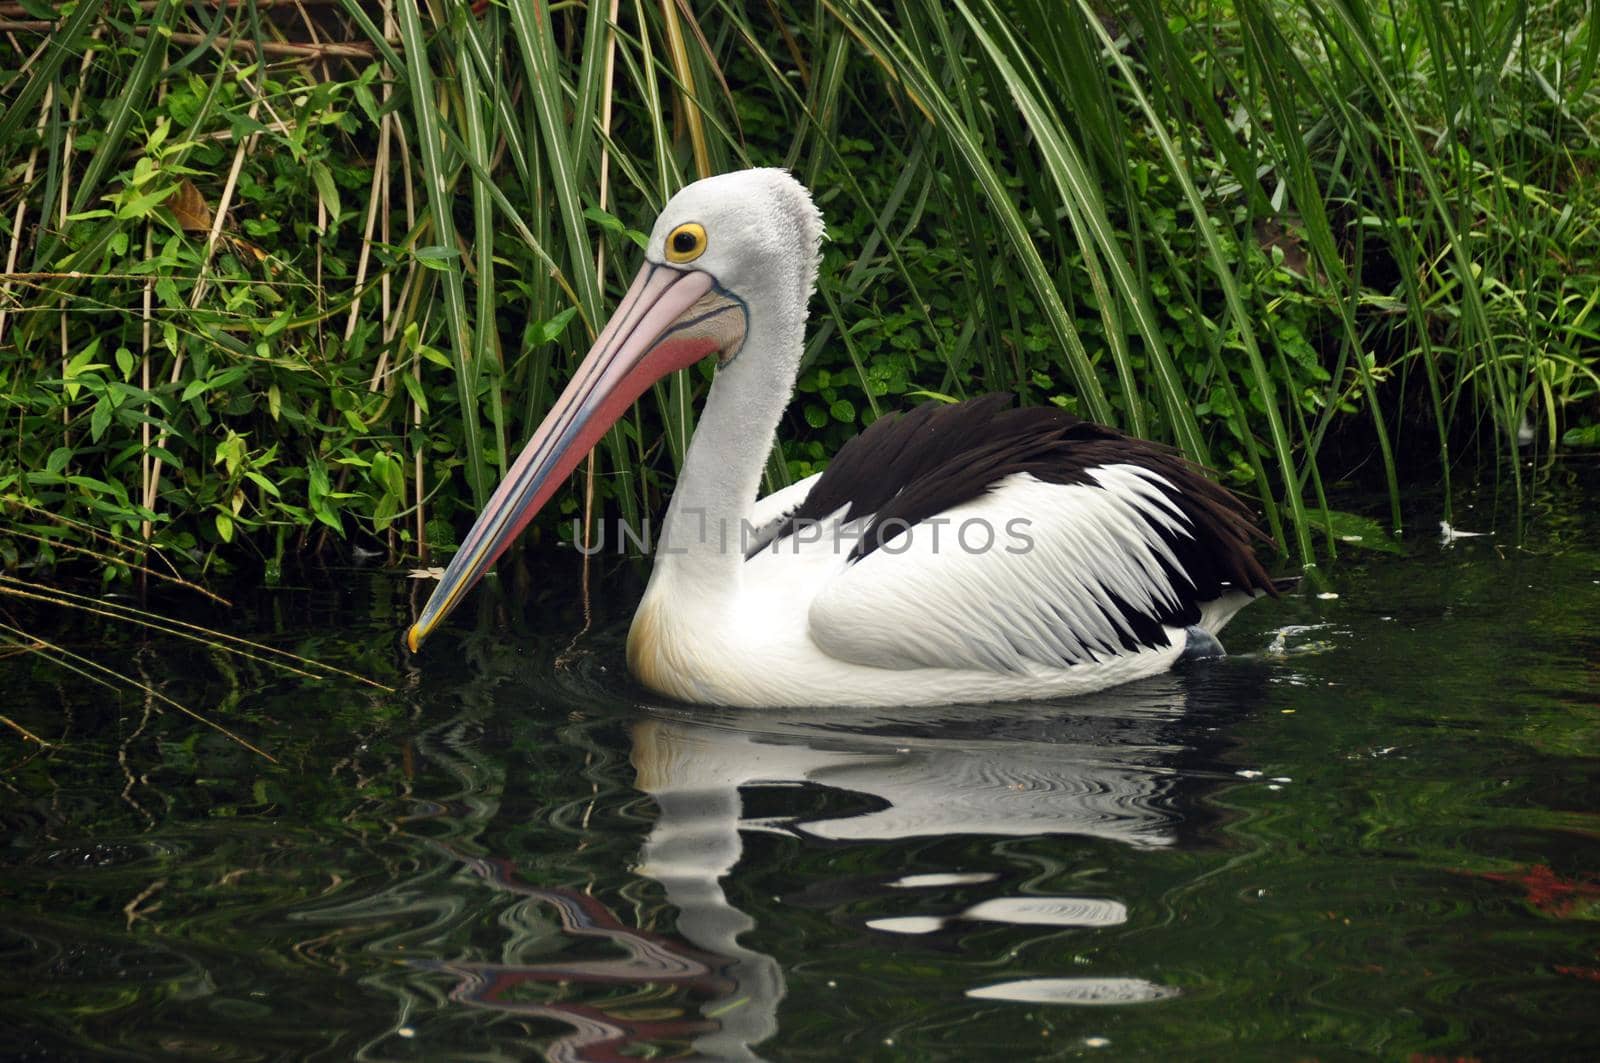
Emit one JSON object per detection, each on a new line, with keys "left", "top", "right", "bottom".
{"left": 406, "top": 169, "right": 1279, "bottom": 706}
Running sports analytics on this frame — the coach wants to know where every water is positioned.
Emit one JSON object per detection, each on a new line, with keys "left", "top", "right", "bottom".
{"left": 4, "top": 471, "right": 1599, "bottom": 1060}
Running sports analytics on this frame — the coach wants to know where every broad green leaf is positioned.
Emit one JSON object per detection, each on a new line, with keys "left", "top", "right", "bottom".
{"left": 118, "top": 183, "right": 180, "bottom": 220}
{"left": 309, "top": 160, "right": 341, "bottom": 225}
{"left": 414, "top": 245, "right": 461, "bottom": 271}
{"left": 1297, "top": 508, "right": 1404, "bottom": 554}
{"left": 90, "top": 398, "right": 115, "bottom": 443}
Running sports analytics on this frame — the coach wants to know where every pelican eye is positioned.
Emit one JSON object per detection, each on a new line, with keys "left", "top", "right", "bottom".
{"left": 666, "top": 223, "right": 707, "bottom": 263}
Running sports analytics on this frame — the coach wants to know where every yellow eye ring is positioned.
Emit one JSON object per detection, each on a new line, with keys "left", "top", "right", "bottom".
{"left": 665, "top": 222, "right": 707, "bottom": 263}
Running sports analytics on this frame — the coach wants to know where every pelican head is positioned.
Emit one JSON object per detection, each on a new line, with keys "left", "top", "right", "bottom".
{"left": 407, "top": 168, "right": 823, "bottom": 651}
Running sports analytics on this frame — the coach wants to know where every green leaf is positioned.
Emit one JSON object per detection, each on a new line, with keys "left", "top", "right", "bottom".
{"left": 371, "top": 451, "right": 404, "bottom": 498}
{"left": 244, "top": 471, "right": 281, "bottom": 497}
{"left": 311, "top": 504, "right": 344, "bottom": 535}
{"left": 309, "top": 160, "right": 341, "bottom": 226}
{"left": 181, "top": 365, "right": 248, "bottom": 402}
{"left": 146, "top": 114, "right": 170, "bottom": 155}
{"left": 118, "top": 183, "right": 179, "bottom": 220}
{"left": 214, "top": 432, "right": 246, "bottom": 475}
{"left": 90, "top": 398, "right": 114, "bottom": 443}
{"left": 414, "top": 245, "right": 460, "bottom": 270}
{"left": 417, "top": 344, "right": 453, "bottom": 370}
{"left": 66, "top": 475, "right": 114, "bottom": 493}
{"left": 399, "top": 371, "right": 429, "bottom": 415}
{"left": 65, "top": 339, "right": 105, "bottom": 378}
{"left": 528, "top": 305, "right": 580, "bottom": 346}
{"left": 583, "top": 205, "right": 649, "bottom": 250}
{"left": 1297, "top": 509, "right": 1403, "bottom": 554}
{"left": 1561, "top": 424, "right": 1600, "bottom": 448}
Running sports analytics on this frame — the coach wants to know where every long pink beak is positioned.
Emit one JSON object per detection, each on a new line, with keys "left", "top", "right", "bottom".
{"left": 407, "top": 263, "right": 722, "bottom": 651}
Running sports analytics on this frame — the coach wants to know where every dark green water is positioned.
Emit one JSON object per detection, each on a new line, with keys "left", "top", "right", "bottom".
{"left": 4, "top": 470, "right": 1599, "bottom": 1061}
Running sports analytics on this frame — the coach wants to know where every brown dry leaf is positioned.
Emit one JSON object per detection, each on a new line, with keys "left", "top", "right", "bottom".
{"left": 229, "top": 236, "right": 269, "bottom": 264}
{"left": 218, "top": 235, "right": 277, "bottom": 276}
{"left": 169, "top": 179, "right": 213, "bottom": 232}
{"left": 1253, "top": 214, "right": 1322, "bottom": 283}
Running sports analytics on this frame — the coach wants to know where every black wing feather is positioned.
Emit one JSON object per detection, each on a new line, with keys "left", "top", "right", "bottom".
{"left": 769, "top": 394, "right": 1277, "bottom": 630}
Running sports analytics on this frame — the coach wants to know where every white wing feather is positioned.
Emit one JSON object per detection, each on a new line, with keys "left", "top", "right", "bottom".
{"left": 807, "top": 468, "right": 1201, "bottom": 673}
{"left": 748, "top": 471, "right": 822, "bottom": 528}
{"left": 739, "top": 471, "right": 823, "bottom": 555}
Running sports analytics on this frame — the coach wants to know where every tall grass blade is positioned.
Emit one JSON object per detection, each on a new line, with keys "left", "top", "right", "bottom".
{"left": 833, "top": 3, "right": 1116, "bottom": 427}
{"left": 1069, "top": 0, "right": 1307, "bottom": 558}
{"left": 958, "top": 0, "right": 1207, "bottom": 461}
{"left": 395, "top": 0, "right": 489, "bottom": 507}
{"left": 0, "top": 0, "right": 108, "bottom": 157}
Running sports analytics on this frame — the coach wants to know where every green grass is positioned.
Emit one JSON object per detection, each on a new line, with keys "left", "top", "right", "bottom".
{"left": 0, "top": 0, "right": 1596, "bottom": 584}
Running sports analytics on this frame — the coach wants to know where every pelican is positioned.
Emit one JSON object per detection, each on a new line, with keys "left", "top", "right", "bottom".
{"left": 406, "top": 169, "right": 1279, "bottom": 706}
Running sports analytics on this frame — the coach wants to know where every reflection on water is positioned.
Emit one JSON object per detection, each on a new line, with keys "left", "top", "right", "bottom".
{"left": 623, "top": 673, "right": 1238, "bottom": 1058}
{"left": 421, "top": 849, "right": 733, "bottom": 1063}
{"left": 633, "top": 678, "right": 1213, "bottom": 849}
{"left": 966, "top": 977, "right": 1180, "bottom": 1005}
{"left": 5, "top": 474, "right": 1600, "bottom": 1059}
{"left": 867, "top": 897, "right": 1131, "bottom": 935}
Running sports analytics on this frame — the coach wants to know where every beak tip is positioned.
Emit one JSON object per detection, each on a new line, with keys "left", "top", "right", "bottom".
{"left": 405, "top": 625, "right": 423, "bottom": 654}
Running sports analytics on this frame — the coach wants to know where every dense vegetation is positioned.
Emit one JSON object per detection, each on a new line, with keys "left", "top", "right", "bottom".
{"left": 1, "top": 0, "right": 1596, "bottom": 584}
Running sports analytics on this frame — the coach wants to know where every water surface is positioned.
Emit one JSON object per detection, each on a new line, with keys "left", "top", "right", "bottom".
{"left": 4, "top": 472, "right": 1599, "bottom": 1060}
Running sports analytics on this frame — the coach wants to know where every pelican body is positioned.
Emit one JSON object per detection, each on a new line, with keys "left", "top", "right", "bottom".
{"left": 407, "top": 169, "right": 1277, "bottom": 707}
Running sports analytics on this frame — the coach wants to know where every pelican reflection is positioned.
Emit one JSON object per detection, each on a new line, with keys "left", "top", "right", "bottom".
{"left": 623, "top": 668, "right": 1251, "bottom": 1058}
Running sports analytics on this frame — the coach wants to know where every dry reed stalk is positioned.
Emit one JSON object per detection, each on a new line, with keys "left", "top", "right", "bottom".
{"left": 0, "top": 0, "right": 341, "bottom": 14}
{"left": 579, "top": 0, "right": 623, "bottom": 618}
{"left": 0, "top": 713, "right": 52, "bottom": 746}
{"left": 659, "top": 0, "right": 709, "bottom": 176}
{"left": 296, "top": 0, "right": 331, "bottom": 323}
{"left": 10, "top": 500, "right": 190, "bottom": 578}
{"left": 0, "top": 84, "right": 51, "bottom": 345}
{"left": 0, "top": 22, "right": 386, "bottom": 58}
{"left": 290, "top": 0, "right": 333, "bottom": 82}
{"left": 346, "top": 87, "right": 392, "bottom": 345}
{"left": 57, "top": 32, "right": 100, "bottom": 430}
{"left": 0, "top": 621, "right": 276, "bottom": 761}
{"left": 2, "top": 525, "right": 228, "bottom": 602}
{"left": 142, "top": 92, "right": 263, "bottom": 527}
{"left": 138, "top": 83, "right": 164, "bottom": 544}
{"left": 378, "top": 0, "right": 425, "bottom": 561}
{"left": 6, "top": 24, "right": 51, "bottom": 77}
{"left": 139, "top": 222, "right": 154, "bottom": 541}
{"left": 0, "top": 574, "right": 394, "bottom": 689}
